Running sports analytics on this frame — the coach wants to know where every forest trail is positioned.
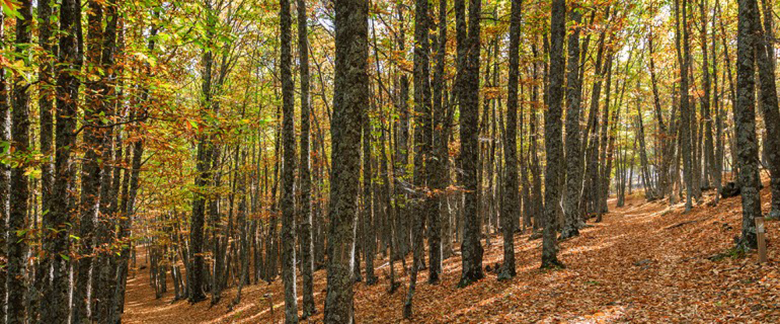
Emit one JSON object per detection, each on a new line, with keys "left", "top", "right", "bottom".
{"left": 124, "top": 188, "right": 779, "bottom": 323}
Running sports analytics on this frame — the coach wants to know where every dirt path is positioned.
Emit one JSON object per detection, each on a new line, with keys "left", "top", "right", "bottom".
{"left": 124, "top": 190, "right": 779, "bottom": 323}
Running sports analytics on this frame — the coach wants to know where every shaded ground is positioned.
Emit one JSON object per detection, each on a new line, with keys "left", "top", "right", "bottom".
{"left": 124, "top": 187, "right": 779, "bottom": 323}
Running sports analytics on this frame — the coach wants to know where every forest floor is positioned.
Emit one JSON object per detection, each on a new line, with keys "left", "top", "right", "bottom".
{"left": 124, "top": 184, "right": 780, "bottom": 323}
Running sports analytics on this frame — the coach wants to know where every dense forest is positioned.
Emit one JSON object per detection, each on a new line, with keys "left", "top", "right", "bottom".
{"left": 0, "top": 0, "right": 778, "bottom": 322}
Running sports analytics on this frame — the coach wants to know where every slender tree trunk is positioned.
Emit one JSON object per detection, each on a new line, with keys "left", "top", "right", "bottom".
{"left": 712, "top": 9, "right": 724, "bottom": 203}
{"left": 36, "top": 4, "right": 56, "bottom": 313}
{"left": 7, "top": 2, "right": 33, "bottom": 322}
{"left": 211, "top": 150, "right": 225, "bottom": 304}
{"left": 323, "top": 0, "right": 367, "bottom": 321}
{"left": 231, "top": 151, "right": 251, "bottom": 306}
{"left": 43, "top": 0, "right": 83, "bottom": 321}
{"left": 189, "top": 2, "right": 216, "bottom": 303}
{"left": 297, "top": 0, "right": 317, "bottom": 315}
{"left": 0, "top": 9, "right": 9, "bottom": 323}
{"left": 530, "top": 47, "right": 544, "bottom": 230}
{"left": 110, "top": 124, "right": 145, "bottom": 323}
{"left": 279, "top": 0, "right": 299, "bottom": 320}
{"left": 379, "top": 104, "right": 399, "bottom": 293}
{"left": 428, "top": 0, "right": 449, "bottom": 284}
{"left": 561, "top": 4, "right": 583, "bottom": 240}
{"left": 362, "top": 103, "right": 377, "bottom": 286}
{"left": 752, "top": 0, "right": 780, "bottom": 219}
{"left": 404, "top": 0, "right": 431, "bottom": 315}
{"left": 499, "top": 0, "right": 523, "bottom": 280}
{"left": 596, "top": 53, "right": 615, "bottom": 217}
{"left": 676, "top": 0, "right": 695, "bottom": 211}
{"left": 635, "top": 81, "right": 655, "bottom": 201}
{"left": 541, "top": 0, "right": 566, "bottom": 270}
{"left": 457, "top": 0, "right": 485, "bottom": 288}
{"left": 394, "top": 4, "right": 411, "bottom": 259}
{"left": 700, "top": 0, "right": 715, "bottom": 191}
{"left": 717, "top": 0, "right": 739, "bottom": 182}
{"left": 93, "top": 4, "right": 120, "bottom": 319}
{"left": 74, "top": 2, "right": 109, "bottom": 320}
{"left": 583, "top": 31, "right": 608, "bottom": 216}
{"left": 735, "top": 0, "right": 762, "bottom": 250}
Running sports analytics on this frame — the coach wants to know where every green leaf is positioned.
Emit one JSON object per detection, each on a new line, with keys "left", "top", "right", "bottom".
{"left": 2, "top": 1, "right": 22, "bottom": 20}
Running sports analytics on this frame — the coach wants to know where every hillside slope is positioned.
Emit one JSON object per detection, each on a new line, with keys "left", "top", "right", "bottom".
{"left": 124, "top": 187, "right": 779, "bottom": 323}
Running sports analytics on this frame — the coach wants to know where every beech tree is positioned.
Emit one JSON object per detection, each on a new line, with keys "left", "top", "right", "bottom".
{"left": 8, "top": 1, "right": 32, "bottom": 322}
{"left": 323, "top": 0, "right": 368, "bottom": 321}
{"left": 499, "top": 0, "right": 523, "bottom": 279}
{"left": 458, "top": 0, "right": 485, "bottom": 288}
{"left": 541, "top": 0, "right": 566, "bottom": 269}
{"left": 734, "top": 0, "right": 762, "bottom": 250}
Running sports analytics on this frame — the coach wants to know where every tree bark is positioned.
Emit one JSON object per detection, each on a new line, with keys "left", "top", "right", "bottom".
{"left": 362, "top": 100, "right": 377, "bottom": 286}
{"left": 93, "top": 3, "right": 120, "bottom": 319}
{"left": 561, "top": 4, "right": 583, "bottom": 240}
{"left": 583, "top": 13, "right": 610, "bottom": 215}
{"left": 0, "top": 9, "right": 8, "bottom": 323}
{"left": 676, "top": 0, "right": 695, "bottom": 211}
{"left": 457, "top": 0, "right": 485, "bottom": 288}
{"left": 752, "top": 0, "right": 780, "bottom": 219}
{"left": 188, "top": 1, "right": 217, "bottom": 303}
{"left": 405, "top": 0, "right": 431, "bottom": 315}
{"left": 43, "top": 0, "right": 83, "bottom": 321}
{"left": 297, "top": 0, "right": 317, "bottom": 316}
{"left": 735, "top": 0, "right": 762, "bottom": 250}
{"left": 394, "top": 3, "right": 411, "bottom": 259}
{"left": 712, "top": 6, "right": 724, "bottom": 203}
{"left": 7, "top": 2, "right": 33, "bottom": 322}
{"left": 542, "top": 0, "right": 566, "bottom": 269}
{"left": 429, "top": 0, "right": 449, "bottom": 284}
{"left": 700, "top": 0, "right": 715, "bottom": 190}
{"left": 323, "top": 0, "right": 367, "bottom": 321}
{"left": 499, "top": 0, "right": 522, "bottom": 279}
{"left": 279, "top": 0, "right": 299, "bottom": 320}
{"left": 530, "top": 44, "right": 544, "bottom": 231}
{"left": 74, "top": 1, "right": 109, "bottom": 320}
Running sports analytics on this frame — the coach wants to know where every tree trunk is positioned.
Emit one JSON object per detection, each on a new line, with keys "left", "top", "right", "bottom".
{"left": 280, "top": 0, "right": 299, "bottom": 319}
{"left": 74, "top": 1, "right": 111, "bottom": 320}
{"left": 635, "top": 82, "right": 656, "bottom": 201}
{"left": 752, "top": 0, "right": 780, "bottom": 219}
{"left": 429, "top": 0, "right": 448, "bottom": 284}
{"left": 189, "top": 2, "right": 216, "bottom": 303}
{"left": 712, "top": 8, "right": 724, "bottom": 203}
{"left": 0, "top": 9, "right": 9, "bottom": 323}
{"left": 404, "top": 0, "right": 431, "bottom": 315}
{"left": 530, "top": 46, "right": 544, "bottom": 231}
{"left": 735, "top": 0, "right": 762, "bottom": 250}
{"left": 37, "top": 4, "right": 56, "bottom": 306}
{"left": 676, "top": 0, "right": 695, "bottom": 211}
{"left": 43, "top": 0, "right": 83, "bottom": 321}
{"left": 7, "top": 2, "right": 33, "bottom": 322}
{"left": 583, "top": 17, "right": 609, "bottom": 216}
{"left": 700, "top": 0, "right": 715, "bottom": 191}
{"left": 542, "top": 0, "right": 566, "bottom": 270}
{"left": 649, "top": 29, "right": 670, "bottom": 199}
{"left": 297, "top": 0, "right": 317, "bottom": 315}
{"left": 379, "top": 101, "right": 399, "bottom": 293}
{"left": 499, "top": 0, "right": 522, "bottom": 279}
{"left": 323, "top": 0, "right": 367, "bottom": 321}
{"left": 457, "top": 0, "right": 485, "bottom": 287}
{"left": 394, "top": 3, "right": 411, "bottom": 260}
{"left": 561, "top": 4, "right": 584, "bottom": 240}
{"left": 93, "top": 3, "right": 120, "bottom": 319}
